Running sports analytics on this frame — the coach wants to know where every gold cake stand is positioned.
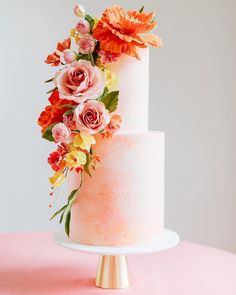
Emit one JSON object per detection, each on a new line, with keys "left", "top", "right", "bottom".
{"left": 54, "top": 229, "right": 179, "bottom": 289}
{"left": 96, "top": 255, "right": 129, "bottom": 288}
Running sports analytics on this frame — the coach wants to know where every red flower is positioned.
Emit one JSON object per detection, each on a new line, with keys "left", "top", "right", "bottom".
{"left": 45, "top": 52, "right": 61, "bottom": 66}
{"left": 74, "top": 166, "right": 84, "bottom": 173}
{"left": 48, "top": 151, "right": 62, "bottom": 171}
{"left": 57, "top": 143, "right": 70, "bottom": 157}
{"left": 38, "top": 90, "right": 77, "bottom": 133}
{"left": 57, "top": 38, "right": 71, "bottom": 52}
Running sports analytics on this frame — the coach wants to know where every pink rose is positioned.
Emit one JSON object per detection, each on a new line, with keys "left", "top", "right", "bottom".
{"left": 52, "top": 123, "right": 70, "bottom": 143}
{"left": 63, "top": 113, "right": 76, "bottom": 130}
{"left": 78, "top": 35, "right": 95, "bottom": 54}
{"left": 99, "top": 50, "right": 121, "bottom": 64}
{"left": 73, "top": 100, "right": 110, "bottom": 134}
{"left": 55, "top": 60, "right": 105, "bottom": 103}
{"left": 76, "top": 19, "right": 90, "bottom": 35}
{"left": 73, "top": 5, "right": 85, "bottom": 17}
{"left": 63, "top": 49, "right": 77, "bottom": 64}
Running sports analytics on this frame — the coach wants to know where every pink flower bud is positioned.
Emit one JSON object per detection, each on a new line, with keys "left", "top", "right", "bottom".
{"left": 63, "top": 49, "right": 77, "bottom": 64}
{"left": 52, "top": 123, "right": 70, "bottom": 143}
{"left": 75, "top": 19, "right": 90, "bottom": 35}
{"left": 73, "top": 5, "right": 85, "bottom": 17}
{"left": 78, "top": 35, "right": 95, "bottom": 54}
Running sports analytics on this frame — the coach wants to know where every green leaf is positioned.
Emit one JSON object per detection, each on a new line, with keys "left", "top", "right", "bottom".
{"left": 49, "top": 204, "right": 67, "bottom": 221}
{"left": 59, "top": 211, "right": 65, "bottom": 224}
{"left": 77, "top": 53, "right": 91, "bottom": 62}
{"left": 60, "top": 104, "right": 76, "bottom": 109}
{"left": 100, "top": 91, "right": 119, "bottom": 113}
{"left": 139, "top": 6, "right": 144, "bottom": 13}
{"left": 42, "top": 123, "right": 57, "bottom": 142}
{"left": 46, "top": 87, "right": 57, "bottom": 94}
{"left": 45, "top": 77, "right": 54, "bottom": 83}
{"left": 64, "top": 108, "right": 75, "bottom": 116}
{"left": 51, "top": 189, "right": 79, "bottom": 225}
{"left": 67, "top": 189, "right": 79, "bottom": 203}
{"left": 85, "top": 14, "right": 95, "bottom": 30}
{"left": 84, "top": 154, "right": 92, "bottom": 177}
{"left": 90, "top": 53, "right": 95, "bottom": 66}
{"left": 98, "top": 87, "right": 109, "bottom": 101}
{"left": 77, "top": 53, "right": 97, "bottom": 66}
{"left": 49, "top": 177, "right": 83, "bottom": 236}
{"left": 65, "top": 211, "right": 71, "bottom": 236}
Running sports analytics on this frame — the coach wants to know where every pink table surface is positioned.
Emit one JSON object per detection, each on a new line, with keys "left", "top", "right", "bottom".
{"left": 0, "top": 232, "right": 236, "bottom": 295}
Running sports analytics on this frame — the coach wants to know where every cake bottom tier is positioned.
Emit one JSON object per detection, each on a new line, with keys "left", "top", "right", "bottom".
{"left": 69, "top": 131, "right": 165, "bottom": 246}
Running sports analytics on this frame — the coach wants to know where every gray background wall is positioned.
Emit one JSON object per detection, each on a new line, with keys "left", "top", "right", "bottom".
{"left": 0, "top": 0, "right": 235, "bottom": 252}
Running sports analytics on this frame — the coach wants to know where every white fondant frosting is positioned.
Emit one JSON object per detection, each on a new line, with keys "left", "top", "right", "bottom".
{"left": 109, "top": 48, "right": 149, "bottom": 132}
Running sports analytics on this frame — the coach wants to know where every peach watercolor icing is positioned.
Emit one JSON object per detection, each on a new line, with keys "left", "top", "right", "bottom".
{"left": 69, "top": 132, "right": 164, "bottom": 246}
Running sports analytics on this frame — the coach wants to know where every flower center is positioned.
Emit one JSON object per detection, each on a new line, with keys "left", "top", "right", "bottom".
{"left": 71, "top": 70, "right": 86, "bottom": 85}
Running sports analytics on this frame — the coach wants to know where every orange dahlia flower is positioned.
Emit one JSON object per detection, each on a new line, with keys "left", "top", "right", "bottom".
{"left": 93, "top": 5, "right": 162, "bottom": 59}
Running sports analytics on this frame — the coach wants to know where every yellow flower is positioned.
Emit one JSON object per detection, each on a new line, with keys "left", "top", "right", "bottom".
{"left": 75, "top": 34, "right": 81, "bottom": 45}
{"left": 73, "top": 132, "right": 96, "bottom": 152}
{"left": 70, "top": 28, "right": 76, "bottom": 37}
{"left": 65, "top": 150, "right": 87, "bottom": 168}
{"left": 105, "top": 69, "right": 118, "bottom": 90}
{"left": 49, "top": 171, "right": 65, "bottom": 188}
{"left": 70, "top": 28, "right": 81, "bottom": 44}
{"left": 96, "top": 58, "right": 104, "bottom": 69}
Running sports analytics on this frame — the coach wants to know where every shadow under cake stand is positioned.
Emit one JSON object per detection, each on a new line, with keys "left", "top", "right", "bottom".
{"left": 54, "top": 229, "right": 179, "bottom": 289}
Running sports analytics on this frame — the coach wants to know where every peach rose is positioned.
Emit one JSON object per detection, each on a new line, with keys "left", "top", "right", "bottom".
{"left": 52, "top": 123, "right": 70, "bottom": 143}
{"left": 55, "top": 60, "right": 105, "bottom": 103}
{"left": 73, "top": 100, "right": 110, "bottom": 134}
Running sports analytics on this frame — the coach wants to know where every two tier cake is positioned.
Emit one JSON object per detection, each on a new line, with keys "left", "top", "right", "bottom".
{"left": 38, "top": 4, "right": 164, "bottom": 247}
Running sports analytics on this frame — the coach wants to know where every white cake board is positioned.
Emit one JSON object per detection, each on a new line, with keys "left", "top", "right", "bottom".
{"left": 54, "top": 229, "right": 179, "bottom": 289}
{"left": 54, "top": 228, "right": 179, "bottom": 255}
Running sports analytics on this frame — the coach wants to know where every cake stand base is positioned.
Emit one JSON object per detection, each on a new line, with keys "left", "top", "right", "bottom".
{"left": 96, "top": 255, "right": 130, "bottom": 289}
{"left": 54, "top": 229, "right": 179, "bottom": 289}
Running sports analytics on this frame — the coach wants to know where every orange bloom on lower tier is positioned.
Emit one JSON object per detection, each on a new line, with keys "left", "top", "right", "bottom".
{"left": 93, "top": 5, "right": 162, "bottom": 59}
{"left": 38, "top": 90, "right": 77, "bottom": 133}
{"left": 101, "top": 114, "right": 122, "bottom": 139}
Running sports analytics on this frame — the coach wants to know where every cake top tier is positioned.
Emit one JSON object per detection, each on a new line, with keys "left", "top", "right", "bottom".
{"left": 40, "top": 4, "right": 162, "bottom": 135}
{"left": 109, "top": 48, "right": 150, "bottom": 132}
{"left": 38, "top": 4, "right": 162, "bottom": 237}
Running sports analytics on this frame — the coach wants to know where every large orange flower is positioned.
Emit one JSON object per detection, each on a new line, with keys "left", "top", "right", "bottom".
{"left": 38, "top": 90, "right": 77, "bottom": 133}
{"left": 93, "top": 5, "right": 162, "bottom": 59}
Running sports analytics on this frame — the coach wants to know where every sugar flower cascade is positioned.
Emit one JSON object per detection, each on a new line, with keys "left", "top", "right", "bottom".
{"left": 38, "top": 4, "right": 162, "bottom": 235}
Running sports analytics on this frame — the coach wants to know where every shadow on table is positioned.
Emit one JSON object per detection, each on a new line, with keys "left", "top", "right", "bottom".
{"left": 0, "top": 265, "right": 94, "bottom": 294}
